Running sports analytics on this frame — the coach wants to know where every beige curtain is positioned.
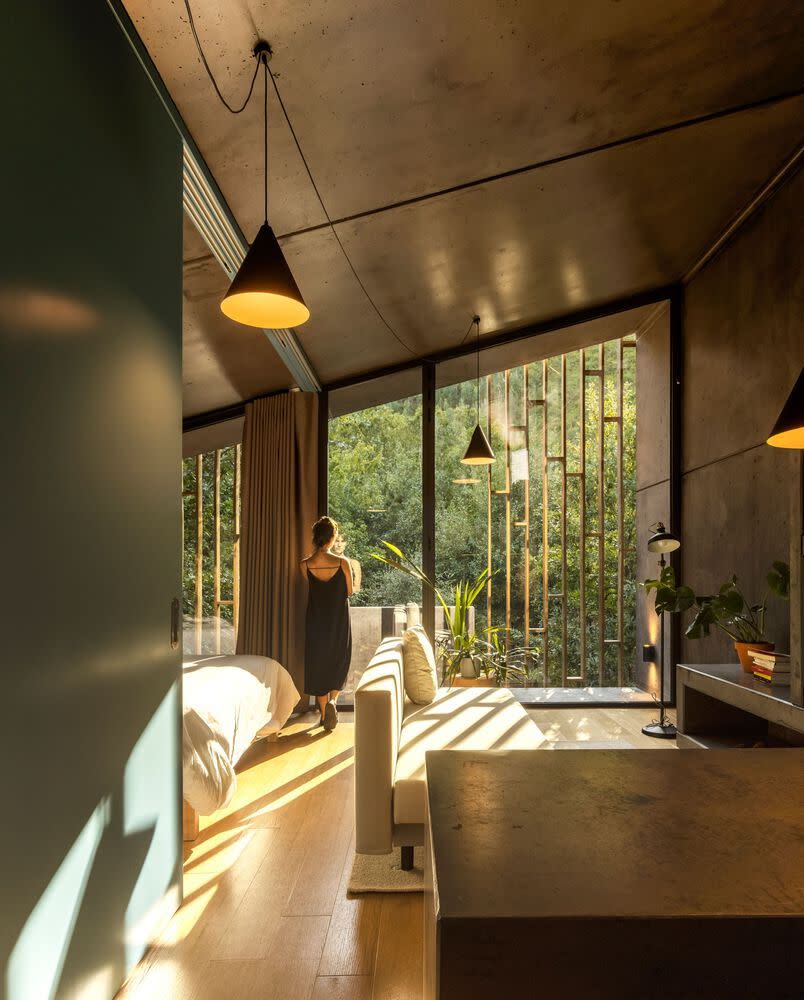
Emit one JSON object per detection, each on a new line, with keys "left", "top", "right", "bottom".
{"left": 236, "top": 391, "right": 318, "bottom": 696}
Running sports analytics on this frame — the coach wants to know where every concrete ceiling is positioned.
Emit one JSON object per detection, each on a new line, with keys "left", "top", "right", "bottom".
{"left": 124, "top": 0, "right": 804, "bottom": 417}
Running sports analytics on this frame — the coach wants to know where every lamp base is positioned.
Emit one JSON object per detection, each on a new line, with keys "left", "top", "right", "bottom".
{"left": 642, "top": 720, "right": 677, "bottom": 740}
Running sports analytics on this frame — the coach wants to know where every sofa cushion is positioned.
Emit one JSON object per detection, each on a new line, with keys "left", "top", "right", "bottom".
{"left": 392, "top": 686, "right": 544, "bottom": 825}
{"left": 401, "top": 626, "right": 438, "bottom": 704}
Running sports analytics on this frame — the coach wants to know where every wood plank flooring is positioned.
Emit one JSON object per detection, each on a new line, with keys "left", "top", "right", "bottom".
{"left": 117, "top": 707, "right": 675, "bottom": 1000}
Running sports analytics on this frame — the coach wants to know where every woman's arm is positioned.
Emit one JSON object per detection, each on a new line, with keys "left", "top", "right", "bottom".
{"left": 340, "top": 557, "right": 354, "bottom": 596}
{"left": 349, "top": 558, "right": 362, "bottom": 594}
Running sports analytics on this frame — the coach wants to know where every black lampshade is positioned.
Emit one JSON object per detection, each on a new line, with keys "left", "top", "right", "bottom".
{"left": 461, "top": 424, "right": 495, "bottom": 465}
{"left": 647, "top": 522, "right": 680, "bottom": 554}
{"left": 221, "top": 223, "right": 310, "bottom": 329}
{"left": 767, "top": 367, "right": 804, "bottom": 449}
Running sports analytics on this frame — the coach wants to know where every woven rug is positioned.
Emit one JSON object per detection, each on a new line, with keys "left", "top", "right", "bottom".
{"left": 347, "top": 847, "right": 424, "bottom": 894}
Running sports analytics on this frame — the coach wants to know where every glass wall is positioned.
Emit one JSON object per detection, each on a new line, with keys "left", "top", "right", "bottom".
{"left": 436, "top": 335, "right": 637, "bottom": 688}
{"left": 182, "top": 445, "right": 241, "bottom": 655}
{"left": 328, "top": 372, "right": 422, "bottom": 700}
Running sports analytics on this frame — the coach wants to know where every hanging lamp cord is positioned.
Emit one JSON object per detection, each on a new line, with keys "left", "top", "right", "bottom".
{"left": 262, "top": 54, "right": 269, "bottom": 223}
{"left": 474, "top": 316, "right": 481, "bottom": 423}
{"left": 182, "top": 0, "right": 477, "bottom": 356}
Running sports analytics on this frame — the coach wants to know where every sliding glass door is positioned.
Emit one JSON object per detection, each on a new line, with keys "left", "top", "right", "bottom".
{"left": 328, "top": 371, "right": 422, "bottom": 701}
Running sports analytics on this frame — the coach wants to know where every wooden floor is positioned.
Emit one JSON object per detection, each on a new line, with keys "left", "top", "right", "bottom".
{"left": 117, "top": 707, "right": 676, "bottom": 1000}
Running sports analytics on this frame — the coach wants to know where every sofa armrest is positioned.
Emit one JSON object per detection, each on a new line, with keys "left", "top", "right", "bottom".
{"left": 354, "top": 671, "right": 401, "bottom": 854}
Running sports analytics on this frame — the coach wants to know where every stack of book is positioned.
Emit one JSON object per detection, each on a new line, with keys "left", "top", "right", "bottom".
{"left": 751, "top": 651, "right": 791, "bottom": 686}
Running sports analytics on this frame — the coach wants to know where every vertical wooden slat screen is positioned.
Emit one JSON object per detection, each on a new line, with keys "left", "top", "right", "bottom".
{"left": 183, "top": 445, "right": 243, "bottom": 656}
{"left": 213, "top": 449, "right": 221, "bottom": 654}
{"left": 596, "top": 344, "right": 605, "bottom": 685}
{"left": 233, "top": 443, "right": 241, "bottom": 636}
{"left": 486, "top": 376, "right": 493, "bottom": 630}
{"left": 482, "top": 336, "right": 635, "bottom": 687}
{"left": 194, "top": 454, "right": 203, "bottom": 655}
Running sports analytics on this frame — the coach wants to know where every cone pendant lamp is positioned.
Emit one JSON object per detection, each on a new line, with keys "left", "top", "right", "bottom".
{"left": 221, "top": 44, "right": 309, "bottom": 330}
{"left": 221, "top": 222, "right": 309, "bottom": 328}
{"left": 767, "top": 367, "right": 804, "bottom": 449}
{"left": 462, "top": 423, "right": 495, "bottom": 464}
{"left": 461, "top": 315, "right": 495, "bottom": 466}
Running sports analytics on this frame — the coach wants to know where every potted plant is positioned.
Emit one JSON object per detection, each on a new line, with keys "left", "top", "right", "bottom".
{"left": 480, "top": 629, "right": 537, "bottom": 688}
{"left": 371, "top": 542, "right": 500, "bottom": 685}
{"left": 643, "top": 560, "right": 789, "bottom": 672}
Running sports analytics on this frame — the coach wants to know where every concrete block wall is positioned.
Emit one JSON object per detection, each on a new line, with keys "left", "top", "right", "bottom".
{"left": 679, "top": 167, "right": 803, "bottom": 665}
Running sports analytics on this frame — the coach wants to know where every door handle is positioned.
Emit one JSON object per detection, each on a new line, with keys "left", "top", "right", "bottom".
{"left": 170, "top": 597, "right": 180, "bottom": 650}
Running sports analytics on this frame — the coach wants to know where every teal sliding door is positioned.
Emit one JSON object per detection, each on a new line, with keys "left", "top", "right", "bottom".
{"left": 0, "top": 2, "right": 183, "bottom": 998}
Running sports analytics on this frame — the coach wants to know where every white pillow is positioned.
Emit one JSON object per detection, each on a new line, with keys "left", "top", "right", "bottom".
{"left": 402, "top": 626, "right": 438, "bottom": 704}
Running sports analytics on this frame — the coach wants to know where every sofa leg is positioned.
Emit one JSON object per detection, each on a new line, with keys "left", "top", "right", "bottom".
{"left": 400, "top": 845, "right": 414, "bottom": 871}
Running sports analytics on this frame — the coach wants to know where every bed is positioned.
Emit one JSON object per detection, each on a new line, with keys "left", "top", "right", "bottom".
{"left": 182, "top": 653, "right": 300, "bottom": 835}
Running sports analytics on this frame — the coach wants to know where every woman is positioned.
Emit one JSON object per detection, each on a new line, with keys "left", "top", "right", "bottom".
{"left": 301, "top": 516, "right": 353, "bottom": 730}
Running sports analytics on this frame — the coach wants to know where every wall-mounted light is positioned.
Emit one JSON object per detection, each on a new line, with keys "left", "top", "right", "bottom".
{"left": 642, "top": 643, "right": 657, "bottom": 664}
{"left": 647, "top": 522, "right": 681, "bottom": 554}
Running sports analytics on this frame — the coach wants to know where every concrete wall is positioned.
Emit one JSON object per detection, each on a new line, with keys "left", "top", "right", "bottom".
{"left": 0, "top": 3, "right": 182, "bottom": 998}
{"left": 635, "top": 309, "right": 671, "bottom": 693}
{"left": 680, "top": 167, "right": 803, "bottom": 664}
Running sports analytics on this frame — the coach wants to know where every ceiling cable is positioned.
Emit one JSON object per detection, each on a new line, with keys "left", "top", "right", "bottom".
{"left": 182, "top": 0, "right": 261, "bottom": 114}
{"left": 266, "top": 66, "right": 422, "bottom": 358}
{"left": 474, "top": 316, "right": 481, "bottom": 422}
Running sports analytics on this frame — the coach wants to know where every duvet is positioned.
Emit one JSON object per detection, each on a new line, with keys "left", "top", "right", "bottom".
{"left": 182, "top": 654, "right": 300, "bottom": 814}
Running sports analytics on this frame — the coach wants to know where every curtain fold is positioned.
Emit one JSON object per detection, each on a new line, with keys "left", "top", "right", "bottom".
{"left": 236, "top": 391, "right": 318, "bottom": 696}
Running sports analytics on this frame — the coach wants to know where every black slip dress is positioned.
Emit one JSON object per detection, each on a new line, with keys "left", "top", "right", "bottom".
{"left": 304, "top": 564, "right": 352, "bottom": 697}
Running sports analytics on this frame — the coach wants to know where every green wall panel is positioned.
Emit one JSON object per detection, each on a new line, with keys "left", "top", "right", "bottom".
{"left": 0, "top": 2, "right": 183, "bottom": 998}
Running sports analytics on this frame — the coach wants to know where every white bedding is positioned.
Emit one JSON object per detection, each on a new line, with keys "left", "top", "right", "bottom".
{"left": 182, "top": 653, "right": 300, "bottom": 815}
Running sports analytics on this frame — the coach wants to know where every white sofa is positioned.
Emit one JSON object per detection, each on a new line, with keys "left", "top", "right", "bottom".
{"left": 354, "top": 636, "right": 545, "bottom": 867}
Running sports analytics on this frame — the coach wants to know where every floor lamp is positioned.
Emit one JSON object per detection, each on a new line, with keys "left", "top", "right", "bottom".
{"left": 643, "top": 522, "right": 680, "bottom": 739}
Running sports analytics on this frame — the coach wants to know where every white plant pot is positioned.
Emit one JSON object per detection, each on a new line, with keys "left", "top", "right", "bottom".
{"left": 459, "top": 656, "right": 478, "bottom": 679}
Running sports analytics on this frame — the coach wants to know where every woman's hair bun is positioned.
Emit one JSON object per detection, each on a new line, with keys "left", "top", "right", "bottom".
{"left": 312, "top": 515, "right": 337, "bottom": 549}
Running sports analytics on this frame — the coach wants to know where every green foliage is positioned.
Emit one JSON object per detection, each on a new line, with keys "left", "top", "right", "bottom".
{"left": 768, "top": 560, "right": 790, "bottom": 600}
{"left": 643, "top": 562, "right": 790, "bottom": 643}
{"left": 327, "top": 399, "right": 423, "bottom": 607}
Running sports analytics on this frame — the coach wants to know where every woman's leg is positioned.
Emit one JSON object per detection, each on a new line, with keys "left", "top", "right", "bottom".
{"left": 323, "top": 690, "right": 339, "bottom": 731}
{"left": 316, "top": 694, "right": 328, "bottom": 723}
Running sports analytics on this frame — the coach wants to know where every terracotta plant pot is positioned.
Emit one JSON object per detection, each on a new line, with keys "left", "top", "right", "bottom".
{"left": 734, "top": 640, "right": 774, "bottom": 674}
